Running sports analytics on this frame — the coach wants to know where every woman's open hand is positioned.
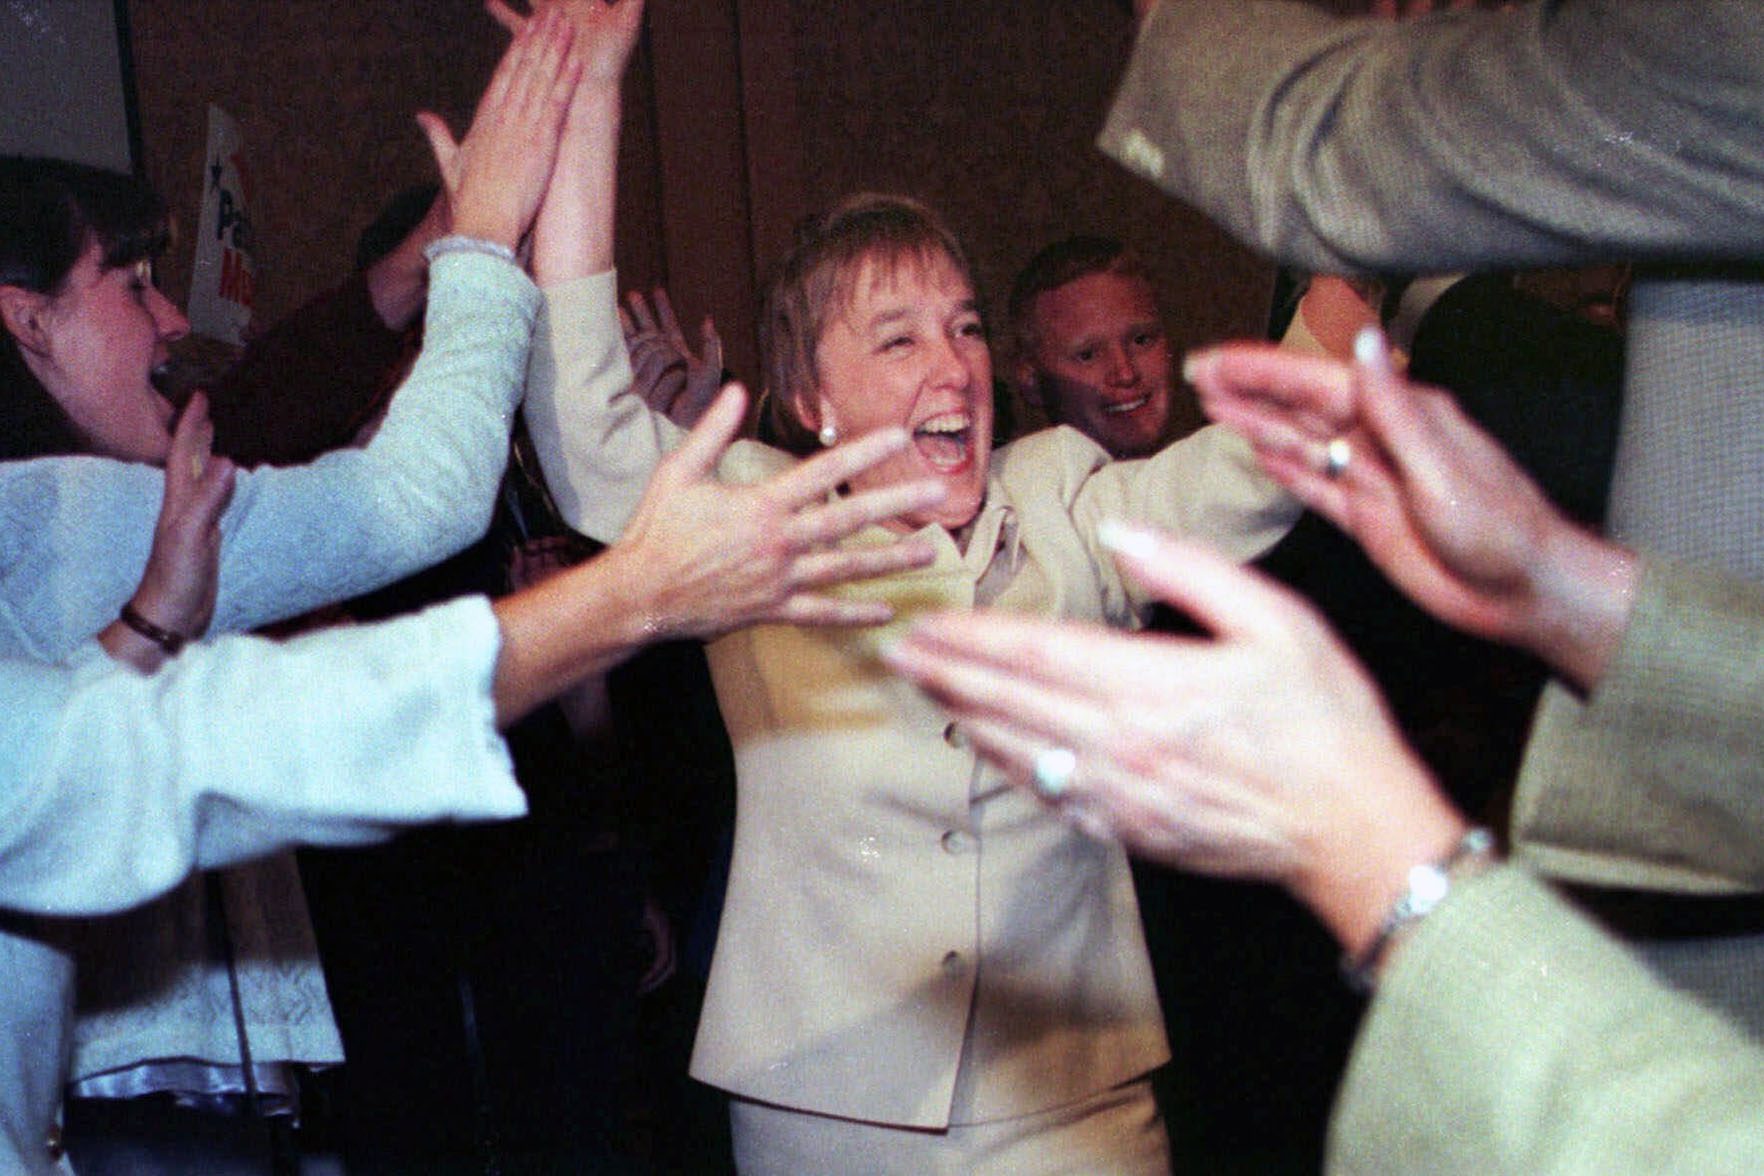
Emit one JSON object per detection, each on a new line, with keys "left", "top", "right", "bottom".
{"left": 416, "top": 9, "right": 581, "bottom": 248}
{"left": 609, "top": 383, "right": 945, "bottom": 637}
{"left": 1189, "top": 331, "right": 1636, "bottom": 690}
{"left": 105, "top": 394, "right": 236, "bottom": 671}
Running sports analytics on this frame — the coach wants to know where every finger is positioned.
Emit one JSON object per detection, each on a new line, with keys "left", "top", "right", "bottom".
{"left": 789, "top": 535, "right": 938, "bottom": 588}
{"left": 662, "top": 382, "right": 747, "bottom": 482}
{"left": 194, "top": 455, "right": 239, "bottom": 525}
{"left": 1207, "top": 398, "right": 1332, "bottom": 461}
{"left": 788, "top": 479, "right": 946, "bottom": 546}
{"left": 766, "top": 593, "right": 897, "bottom": 628}
{"left": 625, "top": 288, "right": 659, "bottom": 334}
{"left": 1350, "top": 327, "right": 1481, "bottom": 509}
{"left": 484, "top": 0, "right": 526, "bottom": 36}
{"left": 653, "top": 287, "right": 684, "bottom": 342}
{"left": 772, "top": 427, "right": 913, "bottom": 508}
{"left": 949, "top": 713, "right": 1067, "bottom": 802}
{"left": 1254, "top": 445, "right": 1355, "bottom": 526}
{"left": 1099, "top": 524, "right": 1316, "bottom": 645}
{"left": 501, "top": 9, "right": 564, "bottom": 116}
{"left": 414, "top": 112, "right": 460, "bottom": 185}
{"left": 538, "top": 15, "right": 584, "bottom": 116}
{"left": 885, "top": 630, "right": 1109, "bottom": 749}
{"left": 895, "top": 607, "right": 1155, "bottom": 704}
{"left": 1185, "top": 342, "right": 1357, "bottom": 432}
{"left": 477, "top": 6, "right": 540, "bottom": 116}
{"left": 618, "top": 303, "right": 637, "bottom": 339}
{"left": 167, "top": 391, "right": 214, "bottom": 487}
{"left": 702, "top": 316, "right": 724, "bottom": 370}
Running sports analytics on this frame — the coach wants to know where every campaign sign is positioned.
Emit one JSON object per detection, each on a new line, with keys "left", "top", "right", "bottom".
{"left": 188, "top": 104, "right": 257, "bottom": 345}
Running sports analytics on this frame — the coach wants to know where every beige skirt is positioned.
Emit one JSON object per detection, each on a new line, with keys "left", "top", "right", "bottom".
{"left": 731, "top": 1075, "right": 1170, "bottom": 1176}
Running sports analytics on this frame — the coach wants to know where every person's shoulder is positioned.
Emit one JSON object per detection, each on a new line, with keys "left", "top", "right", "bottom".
{"left": 994, "top": 425, "right": 1111, "bottom": 479}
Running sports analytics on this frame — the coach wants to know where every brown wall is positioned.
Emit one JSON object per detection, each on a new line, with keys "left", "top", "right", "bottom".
{"left": 128, "top": 1, "right": 1275, "bottom": 436}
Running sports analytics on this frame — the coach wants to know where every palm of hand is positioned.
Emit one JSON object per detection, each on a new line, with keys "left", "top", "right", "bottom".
{"left": 1351, "top": 395, "right": 1560, "bottom": 645}
{"left": 1116, "top": 618, "right": 1398, "bottom": 884}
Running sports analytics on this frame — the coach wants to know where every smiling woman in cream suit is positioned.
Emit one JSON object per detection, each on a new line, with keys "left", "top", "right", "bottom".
{"left": 497, "top": 2, "right": 1297, "bottom": 1168}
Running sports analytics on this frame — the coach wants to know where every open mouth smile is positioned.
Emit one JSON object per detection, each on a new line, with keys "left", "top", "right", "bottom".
{"left": 913, "top": 411, "right": 973, "bottom": 472}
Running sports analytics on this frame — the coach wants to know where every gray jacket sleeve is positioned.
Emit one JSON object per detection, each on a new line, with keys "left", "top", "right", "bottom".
{"left": 1099, "top": 0, "right": 1764, "bottom": 273}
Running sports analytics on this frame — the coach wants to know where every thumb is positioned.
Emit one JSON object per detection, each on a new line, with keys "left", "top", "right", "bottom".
{"left": 414, "top": 111, "right": 459, "bottom": 185}
{"left": 483, "top": 0, "right": 525, "bottom": 36}
{"left": 1099, "top": 522, "right": 1308, "bottom": 644}
{"left": 702, "top": 316, "right": 724, "bottom": 367}
{"left": 665, "top": 382, "right": 747, "bottom": 481}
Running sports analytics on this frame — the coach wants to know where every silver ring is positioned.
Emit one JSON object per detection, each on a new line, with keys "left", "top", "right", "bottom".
{"left": 1323, "top": 436, "right": 1353, "bottom": 480}
{"left": 1032, "top": 747, "right": 1078, "bottom": 800}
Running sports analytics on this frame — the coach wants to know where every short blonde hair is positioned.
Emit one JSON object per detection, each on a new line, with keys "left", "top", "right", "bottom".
{"left": 760, "top": 193, "right": 975, "bottom": 453}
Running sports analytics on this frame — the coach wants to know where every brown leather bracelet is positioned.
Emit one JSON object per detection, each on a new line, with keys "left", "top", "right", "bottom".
{"left": 118, "top": 603, "right": 187, "bottom": 655}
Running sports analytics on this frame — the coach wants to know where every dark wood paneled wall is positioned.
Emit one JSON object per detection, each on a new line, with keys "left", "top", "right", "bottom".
{"left": 128, "top": 1, "right": 1277, "bottom": 435}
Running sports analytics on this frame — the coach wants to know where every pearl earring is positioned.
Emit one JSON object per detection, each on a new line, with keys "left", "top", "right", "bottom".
{"left": 818, "top": 423, "right": 839, "bottom": 447}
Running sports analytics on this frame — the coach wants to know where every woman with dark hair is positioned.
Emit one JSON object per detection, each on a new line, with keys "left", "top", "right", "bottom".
{"left": 0, "top": 158, "right": 175, "bottom": 462}
{"left": 0, "top": 16, "right": 585, "bottom": 1170}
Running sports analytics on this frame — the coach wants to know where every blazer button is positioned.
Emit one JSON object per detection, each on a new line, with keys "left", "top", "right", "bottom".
{"left": 940, "top": 830, "right": 973, "bottom": 855}
{"left": 45, "top": 1124, "right": 64, "bottom": 1162}
{"left": 942, "top": 722, "right": 968, "bottom": 750}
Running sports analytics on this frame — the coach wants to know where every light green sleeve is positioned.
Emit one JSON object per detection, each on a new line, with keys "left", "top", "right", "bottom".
{"left": 1329, "top": 864, "right": 1764, "bottom": 1174}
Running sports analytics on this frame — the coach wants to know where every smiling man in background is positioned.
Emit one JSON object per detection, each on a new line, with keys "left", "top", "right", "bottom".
{"left": 1008, "top": 235, "right": 1174, "bottom": 458}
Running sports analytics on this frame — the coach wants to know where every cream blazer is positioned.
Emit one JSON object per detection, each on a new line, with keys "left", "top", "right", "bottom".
{"left": 524, "top": 272, "right": 1299, "bottom": 1126}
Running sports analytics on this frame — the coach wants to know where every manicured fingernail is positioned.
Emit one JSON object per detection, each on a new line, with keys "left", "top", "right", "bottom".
{"left": 1180, "top": 350, "right": 1205, "bottom": 384}
{"left": 1353, "top": 325, "right": 1388, "bottom": 369}
{"left": 1098, "top": 519, "right": 1157, "bottom": 561}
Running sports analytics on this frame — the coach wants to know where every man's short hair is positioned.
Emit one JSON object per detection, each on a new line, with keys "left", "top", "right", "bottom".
{"left": 1006, "top": 235, "right": 1155, "bottom": 363}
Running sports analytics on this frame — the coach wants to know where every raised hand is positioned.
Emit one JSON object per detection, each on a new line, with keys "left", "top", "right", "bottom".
{"left": 622, "top": 287, "right": 725, "bottom": 429}
{"left": 416, "top": 9, "right": 581, "bottom": 248}
{"left": 884, "top": 523, "right": 1466, "bottom": 957}
{"left": 1187, "top": 329, "right": 1636, "bottom": 690}
{"left": 610, "top": 383, "right": 945, "bottom": 637}
{"left": 104, "top": 394, "right": 237, "bottom": 671}
{"left": 485, "top": 0, "right": 645, "bottom": 87}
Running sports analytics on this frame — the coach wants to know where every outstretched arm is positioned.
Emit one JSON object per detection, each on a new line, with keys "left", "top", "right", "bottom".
{"left": 491, "top": 0, "right": 669, "bottom": 541}
{"left": 488, "top": 0, "right": 646, "bottom": 284}
{"left": 493, "top": 383, "right": 942, "bottom": 723}
{"left": 5, "top": 382, "right": 940, "bottom": 917}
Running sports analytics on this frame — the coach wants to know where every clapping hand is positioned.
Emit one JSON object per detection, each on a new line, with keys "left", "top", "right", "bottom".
{"left": 611, "top": 383, "right": 946, "bottom": 636}
{"left": 622, "top": 287, "right": 725, "bottom": 429}
{"left": 1188, "top": 329, "right": 1636, "bottom": 691}
{"left": 107, "top": 394, "right": 237, "bottom": 670}
{"left": 885, "top": 523, "right": 1467, "bottom": 955}
{"left": 485, "top": 0, "right": 645, "bottom": 89}
{"left": 416, "top": 8, "right": 582, "bottom": 249}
